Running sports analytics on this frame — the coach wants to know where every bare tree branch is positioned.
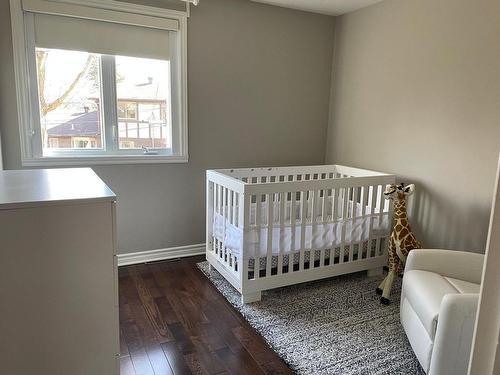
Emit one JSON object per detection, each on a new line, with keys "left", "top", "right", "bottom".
{"left": 37, "top": 52, "right": 94, "bottom": 116}
{"left": 36, "top": 50, "right": 48, "bottom": 114}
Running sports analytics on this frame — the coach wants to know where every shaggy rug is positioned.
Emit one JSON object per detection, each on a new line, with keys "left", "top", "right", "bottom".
{"left": 197, "top": 262, "right": 425, "bottom": 375}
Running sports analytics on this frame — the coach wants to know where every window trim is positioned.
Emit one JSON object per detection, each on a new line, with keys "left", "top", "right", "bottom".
{"left": 9, "top": 0, "right": 189, "bottom": 166}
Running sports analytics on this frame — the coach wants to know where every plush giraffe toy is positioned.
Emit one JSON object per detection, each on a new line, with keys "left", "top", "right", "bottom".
{"left": 376, "top": 183, "right": 422, "bottom": 305}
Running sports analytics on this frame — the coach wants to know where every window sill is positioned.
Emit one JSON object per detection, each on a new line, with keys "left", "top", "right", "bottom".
{"left": 21, "top": 154, "right": 189, "bottom": 167}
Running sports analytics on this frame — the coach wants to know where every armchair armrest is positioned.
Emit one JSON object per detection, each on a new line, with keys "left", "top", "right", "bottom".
{"left": 405, "top": 249, "right": 484, "bottom": 284}
{"left": 429, "top": 294, "right": 479, "bottom": 375}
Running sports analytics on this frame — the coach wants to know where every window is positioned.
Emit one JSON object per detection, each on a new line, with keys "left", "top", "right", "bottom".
{"left": 39, "top": 49, "right": 104, "bottom": 151}
{"left": 115, "top": 56, "right": 171, "bottom": 150}
{"left": 10, "top": 0, "right": 188, "bottom": 165}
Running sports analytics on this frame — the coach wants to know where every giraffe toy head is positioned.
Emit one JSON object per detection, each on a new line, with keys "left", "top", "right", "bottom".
{"left": 384, "top": 183, "right": 415, "bottom": 201}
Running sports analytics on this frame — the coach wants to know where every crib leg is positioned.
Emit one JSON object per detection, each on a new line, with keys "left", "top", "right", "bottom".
{"left": 367, "top": 267, "right": 384, "bottom": 277}
{"left": 208, "top": 263, "right": 213, "bottom": 272}
{"left": 241, "top": 291, "right": 261, "bottom": 304}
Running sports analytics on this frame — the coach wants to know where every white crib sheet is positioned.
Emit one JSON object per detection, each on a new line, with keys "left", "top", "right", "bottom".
{"left": 213, "top": 200, "right": 390, "bottom": 258}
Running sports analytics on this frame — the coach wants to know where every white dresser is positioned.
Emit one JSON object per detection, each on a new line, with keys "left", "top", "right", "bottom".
{"left": 0, "top": 168, "right": 119, "bottom": 375}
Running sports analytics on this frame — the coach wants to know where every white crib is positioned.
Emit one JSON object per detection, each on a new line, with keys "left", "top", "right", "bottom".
{"left": 206, "top": 164, "right": 396, "bottom": 303}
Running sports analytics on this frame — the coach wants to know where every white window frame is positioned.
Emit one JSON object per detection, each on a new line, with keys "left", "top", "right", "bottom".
{"left": 9, "top": 0, "right": 189, "bottom": 166}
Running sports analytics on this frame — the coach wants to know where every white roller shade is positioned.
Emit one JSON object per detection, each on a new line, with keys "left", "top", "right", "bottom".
{"left": 24, "top": 0, "right": 178, "bottom": 61}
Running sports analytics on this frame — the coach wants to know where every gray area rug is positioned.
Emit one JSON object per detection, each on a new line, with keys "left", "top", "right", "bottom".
{"left": 197, "top": 262, "right": 425, "bottom": 375}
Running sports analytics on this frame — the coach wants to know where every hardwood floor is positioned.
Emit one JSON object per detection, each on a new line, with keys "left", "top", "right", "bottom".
{"left": 119, "top": 255, "right": 293, "bottom": 375}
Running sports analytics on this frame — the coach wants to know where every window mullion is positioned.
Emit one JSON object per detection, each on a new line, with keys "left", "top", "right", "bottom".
{"left": 100, "top": 55, "right": 118, "bottom": 152}
{"left": 25, "top": 13, "right": 44, "bottom": 158}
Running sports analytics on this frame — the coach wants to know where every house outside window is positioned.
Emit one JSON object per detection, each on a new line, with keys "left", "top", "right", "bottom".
{"left": 117, "top": 101, "right": 138, "bottom": 120}
{"left": 10, "top": 0, "right": 188, "bottom": 165}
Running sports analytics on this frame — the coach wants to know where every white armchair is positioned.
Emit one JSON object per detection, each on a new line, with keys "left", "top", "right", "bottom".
{"left": 400, "top": 249, "right": 484, "bottom": 375}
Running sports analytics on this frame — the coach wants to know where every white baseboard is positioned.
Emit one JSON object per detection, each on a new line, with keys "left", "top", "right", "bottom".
{"left": 117, "top": 243, "right": 206, "bottom": 266}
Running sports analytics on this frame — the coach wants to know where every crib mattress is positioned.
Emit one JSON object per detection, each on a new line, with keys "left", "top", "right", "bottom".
{"left": 213, "top": 203, "right": 390, "bottom": 258}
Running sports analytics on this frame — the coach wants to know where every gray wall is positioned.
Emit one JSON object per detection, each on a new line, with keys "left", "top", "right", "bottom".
{"left": 326, "top": 0, "right": 500, "bottom": 252}
{"left": 0, "top": 0, "right": 335, "bottom": 253}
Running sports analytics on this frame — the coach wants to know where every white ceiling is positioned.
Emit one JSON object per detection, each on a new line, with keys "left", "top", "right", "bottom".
{"left": 250, "top": 0, "right": 385, "bottom": 16}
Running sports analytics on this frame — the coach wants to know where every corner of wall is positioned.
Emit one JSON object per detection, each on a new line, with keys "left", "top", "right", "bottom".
{"left": 324, "top": 16, "right": 339, "bottom": 165}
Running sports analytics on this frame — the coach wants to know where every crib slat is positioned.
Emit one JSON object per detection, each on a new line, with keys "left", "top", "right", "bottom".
{"left": 361, "top": 186, "right": 367, "bottom": 216}
{"left": 225, "top": 189, "right": 231, "bottom": 266}
{"left": 278, "top": 191, "right": 285, "bottom": 275}
{"left": 311, "top": 190, "right": 319, "bottom": 268}
{"left": 218, "top": 183, "right": 222, "bottom": 215}
{"left": 332, "top": 188, "right": 337, "bottom": 220}
{"left": 217, "top": 187, "right": 221, "bottom": 257}
{"left": 359, "top": 186, "right": 366, "bottom": 260}
{"left": 225, "top": 188, "right": 230, "bottom": 263}
{"left": 299, "top": 191, "right": 307, "bottom": 271}
{"left": 380, "top": 184, "right": 387, "bottom": 256}
{"left": 228, "top": 190, "right": 233, "bottom": 225}
{"left": 222, "top": 187, "right": 227, "bottom": 262}
{"left": 233, "top": 191, "right": 238, "bottom": 226}
{"left": 370, "top": 185, "right": 378, "bottom": 257}
{"left": 290, "top": 189, "right": 297, "bottom": 273}
{"left": 266, "top": 193, "right": 273, "bottom": 277}
{"left": 238, "top": 192, "right": 247, "bottom": 229}
{"left": 381, "top": 184, "right": 390, "bottom": 257}
{"left": 321, "top": 189, "right": 327, "bottom": 222}
{"left": 376, "top": 185, "right": 384, "bottom": 257}
{"left": 230, "top": 190, "right": 237, "bottom": 271}
{"left": 254, "top": 194, "right": 262, "bottom": 279}
{"left": 368, "top": 184, "right": 377, "bottom": 258}
{"left": 374, "top": 185, "right": 381, "bottom": 258}
{"left": 212, "top": 183, "right": 217, "bottom": 254}
{"left": 215, "top": 184, "right": 220, "bottom": 256}
{"left": 327, "top": 188, "right": 335, "bottom": 263}
{"left": 329, "top": 188, "right": 337, "bottom": 264}
{"left": 340, "top": 187, "right": 348, "bottom": 264}
{"left": 349, "top": 187, "right": 358, "bottom": 262}
{"left": 319, "top": 190, "right": 326, "bottom": 267}
{"left": 240, "top": 192, "right": 251, "bottom": 281}
{"left": 228, "top": 189, "right": 233, "bottom": 224}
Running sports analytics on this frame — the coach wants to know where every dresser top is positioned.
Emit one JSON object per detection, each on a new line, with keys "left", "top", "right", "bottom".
{"left": 0, "top": 168, "right": 116, "bottom": 210}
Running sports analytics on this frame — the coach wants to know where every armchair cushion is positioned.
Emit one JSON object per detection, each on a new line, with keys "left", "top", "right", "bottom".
{"left": 403, "top": 270, "right": 458, "bottom": 339}
{"left": 405, "top": 249, "right": 484, "bottom": 284}
{"left": 444, "top": 277, "right": 480, "bottom": 294}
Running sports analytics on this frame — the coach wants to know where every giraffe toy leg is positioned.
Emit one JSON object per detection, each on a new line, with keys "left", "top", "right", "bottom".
{"left": 376, "top": 277, "right": 386, "bottom": 295}
{"left": 380, "top": 271, "right": 396, "bottom": 305}
{"left": 378, "top": 239, "right": 395, "bottom": 298}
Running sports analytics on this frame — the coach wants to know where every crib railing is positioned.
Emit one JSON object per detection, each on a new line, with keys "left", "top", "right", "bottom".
{"left": 219, "top": 164, "right": 388, "bottom": 182}
{"left": 206, "top": 171, "right": 244, "bottom": 287}
{"left": 206, "top": 166, "right": 395, "bottom": 294}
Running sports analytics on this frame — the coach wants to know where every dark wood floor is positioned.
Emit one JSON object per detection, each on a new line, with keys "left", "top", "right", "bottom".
{"left": 119, "top": 255, "right": 293, "bottom": 375}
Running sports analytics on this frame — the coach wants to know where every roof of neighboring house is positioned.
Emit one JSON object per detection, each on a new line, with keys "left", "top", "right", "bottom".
{"left": 47, "top": 111, "right": 100, "bottom": 137}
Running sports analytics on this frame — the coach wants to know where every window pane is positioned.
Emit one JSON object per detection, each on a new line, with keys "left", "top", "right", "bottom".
{"left": 118, "top": 122, "right": 127, "bottom": 138}
{"left": 138, "top": 123, "right": 149, "bottom": 138}
{"left": 36, "top": 48, "right": 103, "bottom": 152}
{"left": 115, "top": 55, "right": 170, "bottom": 150}
{"left": 128, "top": 122, "right": 138, "bottom": 138}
